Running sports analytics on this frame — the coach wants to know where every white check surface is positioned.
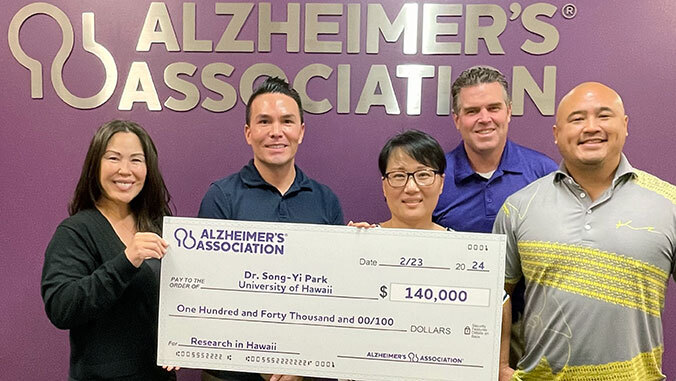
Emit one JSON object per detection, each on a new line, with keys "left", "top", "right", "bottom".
{"left": 158, "top": 217, "right": 506, "bottom": 381}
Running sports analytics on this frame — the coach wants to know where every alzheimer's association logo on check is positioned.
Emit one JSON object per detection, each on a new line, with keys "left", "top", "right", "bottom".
{"left": 173, "top": 227, "right": 286, "bottom": 255}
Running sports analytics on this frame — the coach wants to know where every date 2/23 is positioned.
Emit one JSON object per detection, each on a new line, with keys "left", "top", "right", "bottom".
{"left": 400, "top": 257, "right": 423, "bottom": 266}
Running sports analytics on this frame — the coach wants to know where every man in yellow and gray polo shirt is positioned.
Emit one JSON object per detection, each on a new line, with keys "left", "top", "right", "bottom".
{"left": 493, "top": 82, "right": 675, "bottom": 380}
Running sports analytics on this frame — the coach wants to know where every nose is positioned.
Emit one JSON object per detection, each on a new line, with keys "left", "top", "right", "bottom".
{"left": 403, "top": 174, "right": 420, "bottom": 192}
{"left": 477, "top": 108, "right": 491, "bottom": 123}
{"left": 582, "top": 116, "right": 603, "bottom": 133}
{"left": 118, "top": 160, "right": 132, "bottom": 175}
{"left": 269, "top": 121, "right": 283, "bottom": 137}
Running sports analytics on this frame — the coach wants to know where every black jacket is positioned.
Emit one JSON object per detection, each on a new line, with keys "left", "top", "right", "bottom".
{"left": 41, "top": 208, "right": 172, "bottom": 380}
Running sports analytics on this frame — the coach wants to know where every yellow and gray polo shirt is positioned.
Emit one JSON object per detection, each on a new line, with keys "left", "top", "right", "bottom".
{"left": 493, "top": 154, "right": 676, "bottom": 381}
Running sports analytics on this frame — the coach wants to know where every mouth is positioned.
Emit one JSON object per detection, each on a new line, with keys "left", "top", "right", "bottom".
{"left": 402, "top": 198, "right": 423, "bottom": 206}
{"left": 578, "top": 138, "right": 607, "bottom": 146}
{"left": 113, "top": 180, "right": 134, "bottom": 191}
{"left": 265, "top": 144, "right": 288, "bottom": 149}
{"left": 474, "top": 127, "right": 496, "bottom": 135}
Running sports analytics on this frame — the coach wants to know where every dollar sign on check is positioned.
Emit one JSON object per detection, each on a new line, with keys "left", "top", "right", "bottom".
{"left": 380, "top": 285, "right": 388, "bottom": 298}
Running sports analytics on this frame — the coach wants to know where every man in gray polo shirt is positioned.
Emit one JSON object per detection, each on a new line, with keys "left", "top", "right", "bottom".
{"left": 494, "top": 82, "right": 675, "bottom": 380}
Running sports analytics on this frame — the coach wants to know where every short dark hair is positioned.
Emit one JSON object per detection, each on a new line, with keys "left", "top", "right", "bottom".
{"left": 246, "top": 76, "right": 304, "bottom": 124}
{"left": 451, "top": 66, "right": 510, "bottom": 114}
{"left": 69, "top": 120, "right": 172, "bottom": 234}
{"left": 378, "top": 130, "right": 446, "bottom": 176}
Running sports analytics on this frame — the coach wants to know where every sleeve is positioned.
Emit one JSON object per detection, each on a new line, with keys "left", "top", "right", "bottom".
{"left": 198, "top": 183, "right": 230, "bottom": 219}
{"left": 541, "top": 156, "right": 559, "bottom": 175}
{"left": 41, "top": 224, "right": 140, "bottom": 329}
{"left": 330, "top": 193, "right": 344, "bottom": 225}
{"left": 670, "top": 208, "right": 676, "bottom": 282}
{"left": 671, "top": 220, "right": 676, "bottom": 282}
{"left": 492, "top": 201, "right": 522, "bottom": 285}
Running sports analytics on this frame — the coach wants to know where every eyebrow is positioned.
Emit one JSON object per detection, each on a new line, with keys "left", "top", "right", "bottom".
{"left": 387, "top": 164, "right": 432, "bottom": 171}
{"left": 596, "top": 106, "right": 615, "bottom": 114}
{"left": 567, "top": 110, "right": 586, "bottom": 118}
{"left": 254, "top": 113, "right": 298, "bottom": 121}
{"left": 462, "top": 102, "right": 503, "bottom": 111}
{"left": 104, "top": 150, "right": 144, "bottom": 156}
{"left": 568, "top": 106, "right": 615, "bottom": 117}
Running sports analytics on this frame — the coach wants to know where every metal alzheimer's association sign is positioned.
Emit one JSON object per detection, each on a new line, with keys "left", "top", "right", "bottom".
{"left": 9, "top": 2, "right": 576, "bottom": 115}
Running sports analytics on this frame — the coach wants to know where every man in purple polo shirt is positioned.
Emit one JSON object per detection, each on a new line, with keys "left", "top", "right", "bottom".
{"left": 432, "top": 66, "right": 557, "bottom": 365}
{"left": 433, "top": 66, "right": 557, "bottom": 232}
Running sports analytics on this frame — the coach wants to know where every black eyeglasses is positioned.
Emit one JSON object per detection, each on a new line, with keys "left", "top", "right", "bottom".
{"left": 383, "top": 169, "right": 441, "bottom": 188}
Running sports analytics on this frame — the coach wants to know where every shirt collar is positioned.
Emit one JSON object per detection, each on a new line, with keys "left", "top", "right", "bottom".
{"left": 453, "top": 140, "right": 523, "bottom": 182}
{"left": 452, "top": 143, "right": 476, "bottom": 181}
{"left": 498, "top": 140, "right": 526, "bottom": 174}
{"left": 554, "top": 153, "right": 636, "bottom": 186}
{"left": 239, "top": 159, "right": 313, "bottom": 194}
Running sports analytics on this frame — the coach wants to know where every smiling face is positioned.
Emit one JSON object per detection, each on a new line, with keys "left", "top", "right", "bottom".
{"left": 98, "top": 132, "right": 147, "bottom": 212}
{"left": 554, "top": 82, "right": 628, "bottom": 173}
{"left": 245, "top": 92, "right": 305, "bottom": 172}
{"left": 382, "top": 148, "right": 444, "bottom": 228}
{"left": 453, "top": 82, "right": 511, "bottom": 159}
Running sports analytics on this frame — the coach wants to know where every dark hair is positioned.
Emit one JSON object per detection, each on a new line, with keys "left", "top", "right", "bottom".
{"left": 451, "top": 66, "right": 510, "bottom": 114}
{"left": 378, "top": 130, "right": 446, "bottom": 176}
{"left": 246, "top": 76, "right": 304, "bottom": 125}
{"left": 69, "top": 120, "right": 172, "bottom": 234}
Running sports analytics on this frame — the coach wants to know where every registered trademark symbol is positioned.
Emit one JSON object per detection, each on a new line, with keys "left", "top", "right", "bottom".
{"left": 562, "top": 3, "right": 577, "bottom": 19}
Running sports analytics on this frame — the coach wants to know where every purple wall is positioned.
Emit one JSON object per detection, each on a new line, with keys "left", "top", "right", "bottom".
{"left": 1, "top": 1, "right": 674, "bottom": 379}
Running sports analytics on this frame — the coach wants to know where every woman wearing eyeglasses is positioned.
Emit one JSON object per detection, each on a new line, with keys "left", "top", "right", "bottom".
{"left": 376, "top": 129, "right": 447, "bottom": 231}
{"left": 349, "top": 129, "right": 514, "bottom": 380}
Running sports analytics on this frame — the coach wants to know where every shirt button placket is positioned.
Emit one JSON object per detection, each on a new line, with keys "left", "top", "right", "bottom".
{"left": 575, "top": 186, "right": 593, "bottom": 237}
{"left": 583, "top": 205, "right": 594, "bottom": 239}
{"left": 278, "top": 197, "right": 289, "bottom": 222}
{"left": 485, "top": 189, "right": 493, "bottom": 217}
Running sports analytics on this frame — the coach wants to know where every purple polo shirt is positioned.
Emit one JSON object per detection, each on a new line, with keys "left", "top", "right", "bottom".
{"left": 433, "top": 140, "right": 557, "bottom": 233}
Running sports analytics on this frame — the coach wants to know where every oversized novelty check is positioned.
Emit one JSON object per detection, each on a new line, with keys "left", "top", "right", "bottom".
{"left": 158, "top": 217, "right": 506, "bottom": 381}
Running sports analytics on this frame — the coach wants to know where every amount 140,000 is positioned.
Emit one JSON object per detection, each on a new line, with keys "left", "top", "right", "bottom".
{"left": 405, "top": 287, "right": 467, "bottom": 302}
{"left": 389, "top": 283, "right": 491, "bottom": 307}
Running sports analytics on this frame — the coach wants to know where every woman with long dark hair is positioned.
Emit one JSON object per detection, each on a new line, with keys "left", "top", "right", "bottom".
{"left": 41, "top": 120, "right": 175, "bottom": 380}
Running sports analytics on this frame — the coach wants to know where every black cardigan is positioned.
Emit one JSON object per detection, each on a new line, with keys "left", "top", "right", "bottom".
{"left": 41, "top": 208, "right": 172, "bottom": 380}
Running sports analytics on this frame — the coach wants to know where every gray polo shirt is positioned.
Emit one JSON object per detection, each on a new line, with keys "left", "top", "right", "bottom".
{"left": 493, "top": 154, "right": 676, "bottom": 380}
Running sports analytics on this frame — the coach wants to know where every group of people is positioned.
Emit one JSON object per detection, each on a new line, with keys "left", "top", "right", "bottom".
{"left": 41, "top": 66, "right": 675, "bottom": 381}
